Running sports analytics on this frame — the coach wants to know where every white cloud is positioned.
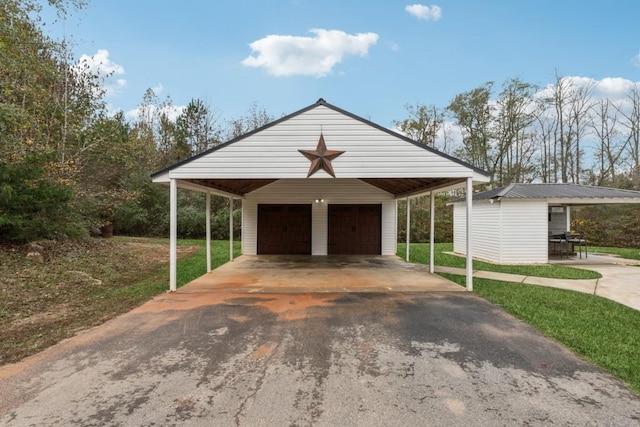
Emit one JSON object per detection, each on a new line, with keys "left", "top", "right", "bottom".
{"left": 241, "top": 28, "right": 379, "bottom": 77}
{"left": 536, "top": 76, "right": 639, "bottom": 103}
{"left": 594, "top": 77, "right": 637, "bottom": 98}
{"left": 632, "top": 51, "right": 640, "bottom": 68}
{"left": 405, "top": 4, "right": 442, "bottom": 21}
{"left": 75, "top": 49, "right": 126, "bottom": 97}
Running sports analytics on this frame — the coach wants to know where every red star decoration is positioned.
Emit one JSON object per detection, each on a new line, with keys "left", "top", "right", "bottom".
{"left": 298, "top": 133, "right": 345, "bottom": 178}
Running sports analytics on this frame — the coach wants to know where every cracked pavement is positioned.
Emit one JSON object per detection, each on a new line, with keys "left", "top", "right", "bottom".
{"left": 1, "top": 291, "right": 639, "bottom": 426}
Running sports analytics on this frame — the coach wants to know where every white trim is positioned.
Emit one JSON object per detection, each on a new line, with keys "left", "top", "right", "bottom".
{"left": 206, "top": 193, "right": 211, "bottom": 273}
{"left": 405, "top": 197, "right": 410, "bottom": 262}
{"left": 429, "top": 191, "right": 435, "bottom": 273}
{"left": 169, "top": 179, "right": 177, "bottom": 292}
{"left": 229, "top": 197, "right": 234, "bottom": 261}
{"left": 466, "top": 177, "right": 473, "bottom": 292}
{"left": 159, "top": 177, "right": 241, "bottom": 199}
{"left": 547, "top": 197, "right": 640, "bottom": 205}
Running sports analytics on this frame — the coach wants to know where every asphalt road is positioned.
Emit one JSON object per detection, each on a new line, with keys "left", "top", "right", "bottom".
{"left": 1, "top": 291, "right": 639, "bottom": 426}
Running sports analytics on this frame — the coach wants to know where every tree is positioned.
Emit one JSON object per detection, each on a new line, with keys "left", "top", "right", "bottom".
{"left": 494, "top": 78, "right": 539, "bottom": 184}
{"left": 176, "top": 98, "right": 222, "bottom": 155}
{"left": 0, "top": 155, "right": 83, "bottom": 242}
{"left": 540, "top": 74, "right": 594, "bottom": 184}
{"left": 393, "top": 104, "right": 444, "bottom": 148}
{"left": 0, "top": 0, "right": 101, "bottom": 242}
{"left": 617, "top": 85, "right": 640, "bottom": 177}
{"left": 226, "top": 102, "right": 273, "bottom": 139}
{"left": 590, "top": 99, "right": 625, "bottom": 185}
{"left": 447, "top": 82, "right": 495, "bottom": 178}
{"left": 566, "top": 80, "right": 594, "bottom": 183}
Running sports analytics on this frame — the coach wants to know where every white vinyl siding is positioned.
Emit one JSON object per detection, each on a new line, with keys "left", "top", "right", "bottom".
{"left": 453, "top": 201, "right": 501, "bottom": 262}
{"left": 471, "top": 202, "right": 501, "bottom": 261}
{"left": 163, "top": 106, "right": 475, "bottom": 181}
{"left": 500, "top": 200, "right": 548, "bottom": 263}
{"left": 454, "top": 199, "right": 549, "bottom": 264}
{"left": 453, "top": 203, "right": 466, "bottom": 255}
{"left": 242, "top": 179, "right": 396, "bottom": 255}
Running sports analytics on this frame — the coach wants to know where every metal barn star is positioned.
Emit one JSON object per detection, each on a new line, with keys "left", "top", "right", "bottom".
{"left": 298, "top": 133, "right": 345, "bottom": 178}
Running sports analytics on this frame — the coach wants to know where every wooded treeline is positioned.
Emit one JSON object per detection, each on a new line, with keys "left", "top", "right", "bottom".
{"left": 395, "top": 78, "right": 640, "bottom": 189}
{"left": 0, "top": 0, "right": 271, "bottom": 242}
{"left": 1, "top": 1, "right": 638, "bottom": 246}
{"left": 395, "top": 77, "right": 640, "bottom": 246}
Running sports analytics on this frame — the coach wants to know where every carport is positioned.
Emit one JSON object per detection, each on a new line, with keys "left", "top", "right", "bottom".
{"left": 151, "top": 99, "right": 490, "bottom": 291}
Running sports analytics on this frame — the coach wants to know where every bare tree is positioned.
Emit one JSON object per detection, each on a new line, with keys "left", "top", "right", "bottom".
{"left": 547, "top": 74, "right": 571, "bottom": 183}
{"left": 616, "top": 85, "right": 640, "bottom": 175}
{"left": 227, "top": 102, "right": 273, "bottom": 140}
{"left": 591, "top": 99, "right": 626, "bottom": 184}
{"left": 566, "top": 81, "right": 594, "bottom": 183}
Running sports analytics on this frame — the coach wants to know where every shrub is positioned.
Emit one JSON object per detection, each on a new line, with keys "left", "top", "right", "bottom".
{"left": 0, "top": 156, "right": 86, "bottom": 242}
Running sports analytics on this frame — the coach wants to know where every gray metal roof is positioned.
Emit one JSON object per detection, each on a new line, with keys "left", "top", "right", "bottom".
{"left": 471, "top": 183, "right": 640, "bottom": 201}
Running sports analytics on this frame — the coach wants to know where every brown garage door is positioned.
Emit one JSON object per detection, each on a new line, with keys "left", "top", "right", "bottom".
{"left": 257, "top": 204, "right": 312, "bottom": 254}
{"left": 328, "top": 204, "right": 381, "bottom": 255}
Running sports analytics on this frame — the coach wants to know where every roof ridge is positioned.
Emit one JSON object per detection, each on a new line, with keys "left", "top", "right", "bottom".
{"left": 496, "top": 183, "right": 516, "bottom": 197}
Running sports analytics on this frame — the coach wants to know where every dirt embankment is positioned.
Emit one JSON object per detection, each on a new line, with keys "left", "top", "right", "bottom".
{"left": 0, "top": 238, "right": 199, "bottom": 366}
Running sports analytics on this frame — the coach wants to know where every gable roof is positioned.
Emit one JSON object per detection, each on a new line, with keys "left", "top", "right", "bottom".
{"left": 463, "top": 183, "right": 640, "bottom": 203}
{"left": 151, "top": 99, "right": 490, "bottom": 197}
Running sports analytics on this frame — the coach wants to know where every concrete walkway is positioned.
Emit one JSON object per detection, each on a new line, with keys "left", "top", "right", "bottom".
{"left": 435, "top": 253, "right": 640, "bottom": 311}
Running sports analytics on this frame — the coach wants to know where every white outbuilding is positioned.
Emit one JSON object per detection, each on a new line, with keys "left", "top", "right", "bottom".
{"left": 452, "top": 183, "right": 640, "bottom": 264}
{"left": 152, "top": 99, "right": 490, "bottom": 291}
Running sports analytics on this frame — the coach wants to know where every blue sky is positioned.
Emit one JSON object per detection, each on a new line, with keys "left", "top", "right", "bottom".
{"left": 49, "top": 0, "right": 640, "bottom": 129}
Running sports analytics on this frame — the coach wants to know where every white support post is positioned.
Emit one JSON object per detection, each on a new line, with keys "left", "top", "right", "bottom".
{"left": 206, "top": 193, "right": 212, "bottom": 273}
{"left": 429, "top": 191, "right": 435, "bottom": 273}
{"left": 466, "top": 177, "right": 473, "bottom": 292}
{"left": 229, "top": 197, "right": 234, "bottom": 261}
{"left": 405, "top": 197, "right": 410, "bottom": 262}
{"left": 169, "top": 178, "right": 177, "bottom": 292}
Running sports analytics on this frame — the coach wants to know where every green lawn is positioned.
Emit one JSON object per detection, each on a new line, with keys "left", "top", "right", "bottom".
{"left": 398, "top": 242, "right": 601, "bottom": 279}
{"left": 590, "top": 246, "right": 640, "bottom": 260}
{"left": 102, "top": 238, "right": 241, "bottom": 302}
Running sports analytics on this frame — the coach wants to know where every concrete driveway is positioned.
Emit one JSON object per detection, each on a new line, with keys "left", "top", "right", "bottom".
{"left": 1, "top": 259, "right": 639, "bottom": 426}
{"left": 186, "top": 255, "right": 464, "bottom": 293}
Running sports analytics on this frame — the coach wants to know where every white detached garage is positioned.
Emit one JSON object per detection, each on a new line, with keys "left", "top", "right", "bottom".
{"left": 152, "top": 99, "right": 490, "bottom": 290}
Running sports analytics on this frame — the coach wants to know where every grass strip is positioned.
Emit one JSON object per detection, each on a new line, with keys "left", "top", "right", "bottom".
{"left": 397, "top": 242, "right": 601, "bottom": 279}
{"left": 590, "top": 246, "right": 640, "bottom": 261}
